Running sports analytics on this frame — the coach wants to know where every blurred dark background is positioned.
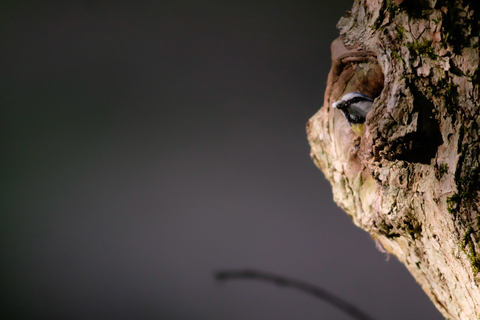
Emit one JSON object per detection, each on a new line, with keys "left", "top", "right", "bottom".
{"left": 1, "top": 1, "right": 442, "bottom": 319}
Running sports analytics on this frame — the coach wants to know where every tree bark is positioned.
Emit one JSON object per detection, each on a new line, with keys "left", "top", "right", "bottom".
{"left": 307, "top": 0, "right": 480, "bottom": 319}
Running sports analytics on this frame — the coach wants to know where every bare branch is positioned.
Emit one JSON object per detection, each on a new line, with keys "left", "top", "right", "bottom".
{"left": 214, "top": 269, "right": 375, "bottom": 320}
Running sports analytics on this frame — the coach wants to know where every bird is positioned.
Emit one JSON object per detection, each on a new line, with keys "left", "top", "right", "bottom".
{"left": 332, "top": 92, "right": 374, "bottom": 136}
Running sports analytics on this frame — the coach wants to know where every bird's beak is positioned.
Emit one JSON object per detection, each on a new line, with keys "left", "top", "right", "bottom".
{"left": 332, "top": 100, "right": 345, "bottom": 110}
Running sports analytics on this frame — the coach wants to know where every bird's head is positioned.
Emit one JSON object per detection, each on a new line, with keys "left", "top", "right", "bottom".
{"left": 332, "top": 92, "right": 374, "bottom": 124}
{"left": 332, "top": 92, "right": 374, "bottom": 137}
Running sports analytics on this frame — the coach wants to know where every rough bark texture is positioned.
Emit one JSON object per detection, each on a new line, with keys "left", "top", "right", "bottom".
{"left": 307, "top": 0, "right": 480, "bottom": 319}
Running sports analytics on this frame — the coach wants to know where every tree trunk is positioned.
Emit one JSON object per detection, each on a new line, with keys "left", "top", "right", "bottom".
{"left": 307, "top": 0, "right": 480, "bottom": 318}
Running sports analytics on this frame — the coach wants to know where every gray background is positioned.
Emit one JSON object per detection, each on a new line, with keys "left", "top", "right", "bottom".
{"left": 2, "top": 1, "right": 443, "bottom": 319}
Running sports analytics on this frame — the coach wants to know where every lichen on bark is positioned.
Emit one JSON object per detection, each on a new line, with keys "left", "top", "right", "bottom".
{"left": 307, "top": 0, "right": 480, "bottom": 318}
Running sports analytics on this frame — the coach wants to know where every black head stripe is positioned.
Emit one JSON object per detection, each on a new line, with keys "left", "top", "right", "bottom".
{"left": 350, "top": 96, "right": 370, "bottom": 103}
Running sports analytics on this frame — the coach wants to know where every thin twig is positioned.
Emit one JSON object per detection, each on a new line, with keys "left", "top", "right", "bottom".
{"left": 214, "top": 269, "right": 375, "bottom": 320}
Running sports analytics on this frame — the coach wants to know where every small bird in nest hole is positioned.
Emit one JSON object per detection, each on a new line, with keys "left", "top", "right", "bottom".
{"left": 332, "top": 92, "right": 374, "bottom": 137}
